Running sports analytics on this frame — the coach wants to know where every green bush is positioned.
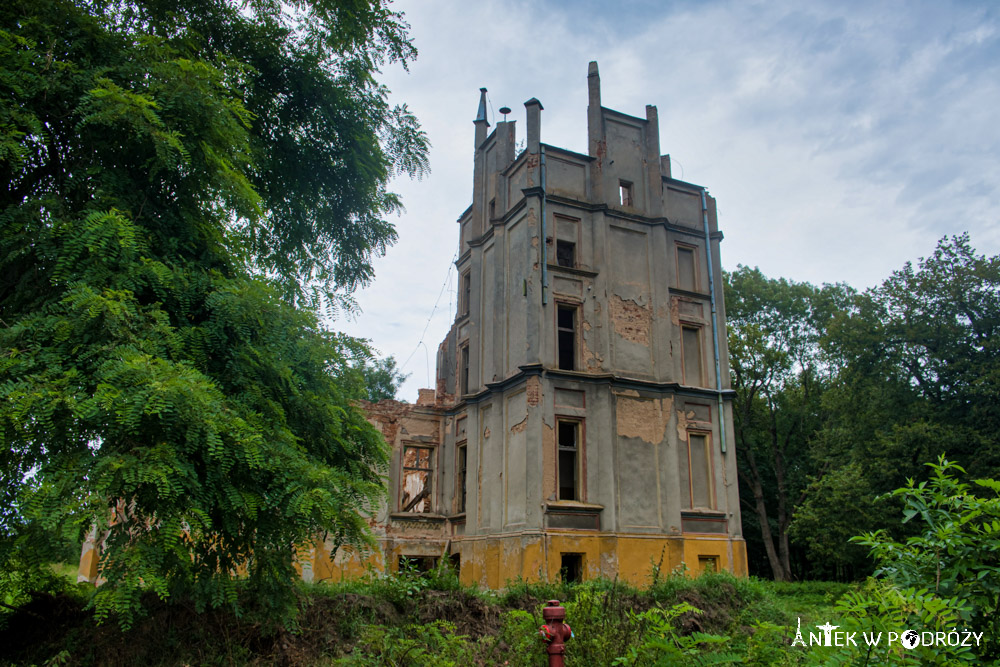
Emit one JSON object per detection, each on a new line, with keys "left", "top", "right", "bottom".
{"left": 811, "top": 456, "right": 1000, "bottom": 665}
{"left": 336, "top": 620, "right": 471, "bottom": 666}
{"left": 856, "top": 458, "right": 1000, "bottom": 654}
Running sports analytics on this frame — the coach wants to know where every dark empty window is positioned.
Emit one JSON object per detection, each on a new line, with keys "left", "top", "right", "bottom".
{"left": 398, "top": 555, "right": 437, "bottom": 574}
{"left": 560, "top": 553, "right": 583, "bottom": 583}
{"left": 457, "top": 443, "right": 468, "bottom": 513}
{"left": 619, "top": 180, "right": 634, "bottom": 207}
{"left": 557, "top": 305, "right": 576, "bottom": 371}
{"left": 461, "top": 271, "right": 471, "bottom": 317}
{"left": 459, "top": 344, "right": 470, "bottom": 395}
{"left": 557, "top": 420, "right": 579, "bottom": 501}
{"left": 556, "top": 240, "right": 575, "bottom": 268}
{"left": 677, "top": 245, "right": 697, "bottom": 291}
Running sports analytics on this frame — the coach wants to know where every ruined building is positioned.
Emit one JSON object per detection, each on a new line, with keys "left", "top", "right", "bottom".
{"left": 314, "top": 61, "right": 747, "bottom": 586}
{"left": 78, "top": 62, "right": 747, "bottom": 587}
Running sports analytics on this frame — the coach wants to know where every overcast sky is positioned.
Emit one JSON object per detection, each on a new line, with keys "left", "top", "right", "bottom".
{"left": 336, "top": 0, "right": 1000, "bottom": 401}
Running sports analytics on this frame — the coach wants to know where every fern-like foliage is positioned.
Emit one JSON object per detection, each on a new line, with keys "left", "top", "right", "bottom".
{"left": 0, "top": 0, "right": 425, "bottom": 629}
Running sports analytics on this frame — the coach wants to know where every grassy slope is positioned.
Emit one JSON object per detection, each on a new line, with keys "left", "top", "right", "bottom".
{"left": 0, "top": 565, "right": 850, "bottom": 666}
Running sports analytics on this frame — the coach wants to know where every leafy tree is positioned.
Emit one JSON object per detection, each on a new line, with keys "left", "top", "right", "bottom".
{"left": 724, "top": 266, "right": 854, "bottom": 581}
{"left": 825, "top": 234, "right": 1000, "bottom": 479}
{"left": 729, "top": 237, "right": 1000, "bottom": 580}
{"left": 794, "top": 235, "right": 1000, "bottom": 577}
{"left": 0, "top": 0, "right": 427, "bottom": 626}
{"left": 824, "top": 457, "right": 1000, "bottom": 664}
{"left": 355, "top": 354, "right": 409, "bottom": 402}
{"left": 855, "top": 458, "right": 1000, "bottom": 647}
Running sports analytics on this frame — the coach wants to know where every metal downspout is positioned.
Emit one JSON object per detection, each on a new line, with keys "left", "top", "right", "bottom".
{"left": 701, "top": 190, "right": 727, "bottom": 453}
{"left": 541, "top": 145, "right": 548, "bottom": 305}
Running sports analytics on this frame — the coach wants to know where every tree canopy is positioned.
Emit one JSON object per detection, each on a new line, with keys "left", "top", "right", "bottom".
{"left": 0, "top": 0, "right": 428, "bottom": 625}
{"left": 355, "top": 354, "right": 409, "bottom": 402}
{"left": 727, "top": 235, "right": 1000, "bottom": 581}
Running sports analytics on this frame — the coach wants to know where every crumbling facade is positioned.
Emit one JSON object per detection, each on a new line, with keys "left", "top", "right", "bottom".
{"left": 79, "top": 62, "right": 747, "bottom": 587}
{"left": 312, "top": 62, "right": 747, "bottom": 586}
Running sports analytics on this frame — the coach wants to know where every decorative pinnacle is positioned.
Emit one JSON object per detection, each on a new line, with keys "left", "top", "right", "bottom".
{"left": 475, "top": 87, "right": 488, "bottom": 124}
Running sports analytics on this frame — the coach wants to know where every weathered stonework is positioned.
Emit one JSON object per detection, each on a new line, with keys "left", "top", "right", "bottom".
{"left": 335, "top": 62, "right": 747, "bottom": 585}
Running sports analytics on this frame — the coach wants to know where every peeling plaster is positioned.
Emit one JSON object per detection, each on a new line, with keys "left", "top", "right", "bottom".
{"left": 670, "top": 296, "right": 681, "bottom": 326}
{"left": 580, "top": 327, "right": 604, "bottom": 371}
{"left": 676, "top": 409, "right": 691, "bottom": 441}
{"left": 510, "top": 417, "right": 528, "bottom": 434}
{"left": 616, "top": 396, "right": 673, "bottom": 444}
{"left": 610, "top": 295, "right": 652, "bottom": 345}
{"left": 527, "top": 375, "right": 542, "bottom": 407}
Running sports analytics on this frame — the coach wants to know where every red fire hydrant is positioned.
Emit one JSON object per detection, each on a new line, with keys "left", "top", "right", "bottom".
{"left": 539, "top": 599, "right": 572, "bottom": 666}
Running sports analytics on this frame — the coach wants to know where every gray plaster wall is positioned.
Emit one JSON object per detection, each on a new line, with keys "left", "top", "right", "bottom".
{"left": 428, "top": 63, "right": 743, "bottom": 544}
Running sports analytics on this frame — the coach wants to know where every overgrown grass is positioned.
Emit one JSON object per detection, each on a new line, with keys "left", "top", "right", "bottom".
{"left": 767, "top": 580, "right": 852, "bottom": 621}
{"left": 0, "top": 564, "right": 850, "bottom": 666}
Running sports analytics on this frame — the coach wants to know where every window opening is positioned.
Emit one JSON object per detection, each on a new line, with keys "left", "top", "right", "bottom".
{"left": 457, "top": 443, "right": 468, "bottom": 513}
{"left": 619, "top": 180, "right": 634, "bottom": 207}
{"left": 401, "top": 446, "right": 433, "bottom": 513}
{"left": 681, "top": 325, "right": 704, "bottom": 386}
{"left": 461, "top": 271, "right": 471, "bottom": 317}
{"left": 677, "top": 245, "right": 697, "bottom": 291}
{"left": 679, "top": 432, "right": 714, "bottom": 510}
{"left": 489, "top": 198, "right": 496, "bottom": 220}
{"left": 698, "top": 555, "right": 718, "bottom": 573}
{"left": 557, "top": 420, "right": 580, "bottom": 501}
{"left": 459, "top": 344, "right": 470, "bottom": 395}
{"left": 560, "top": 553, "right": 583, "bottom": 583}
{"left": 556, "top": 240, "right": 576, "bottom": 268}
{"left": 398, "top": 555, "right": 437, "bottom": 574}
{"left": 557, "top": 305, "right": 576, "bottom": 371}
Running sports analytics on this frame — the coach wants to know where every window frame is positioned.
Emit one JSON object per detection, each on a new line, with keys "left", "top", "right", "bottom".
{"left": 619, "top": 180, "right": 634, "bottom": 207}
{"left": 460, "top": 270, "right": 471, "bottom": 318}
{"left": 555, "top": 239, "right": 576, "bottom": 268}
{"left": 550, "top": 214, "right": 581, "bottom": 269}
{"left": 679, "top": 430, "right": 715, "bottom": 510}
{"left": 400, "top": 444, "right": 435, "bottom": 514}
{"left": 555, "top": 301, "right": 580, "bottom": 371}
{"left": 680, "top": 323, "right": 706, "bottom": 386}
{"left": 675, "top": 242, "right": 699, "bottom": 292}
{"left": 555, "top": 416, "right": 585, "bottom": 502}
{"left": 459, "top": 343, "right": 470, "bottom": 395}
{"left": 455, "top": 441, "right": 468, "bottom": 514}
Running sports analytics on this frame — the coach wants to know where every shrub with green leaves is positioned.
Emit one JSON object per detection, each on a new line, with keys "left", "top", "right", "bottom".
{"left": 611, "top": 603, "right": 740, "bottom": 666}
{"left": 813, "top": 457, "right": 1000, "bottom": 665}
{"left": 337, "top": 620, "right": 471, "bottom": 667}
{"left": 854, "top": 457, "right": 1000, "bottom": 655}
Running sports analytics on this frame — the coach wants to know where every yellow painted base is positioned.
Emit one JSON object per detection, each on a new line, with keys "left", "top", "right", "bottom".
{"left": 298, "top": 532, "right": 748, "bottom": 588}
{"left": 81, "top": 530, "right": 747, "bottom": 589}
{"left": 451, "top": 532, "right": 747, "bottom": 587}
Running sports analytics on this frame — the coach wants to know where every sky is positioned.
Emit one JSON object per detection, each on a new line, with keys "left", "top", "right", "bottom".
{"left": 337, "top": 0, "right": 1000, "bottom": 401}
